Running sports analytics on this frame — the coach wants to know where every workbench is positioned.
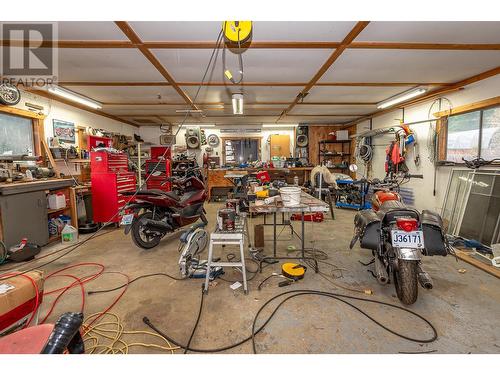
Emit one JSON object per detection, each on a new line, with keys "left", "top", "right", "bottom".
{"left": 249, "top": 191, "right": 329, "bottom": 271}
{"left": 207, "top": 167, "right": 315, "bottom": 201}
{"left": 0, "top": 178, "right": 74, "bottom": 249}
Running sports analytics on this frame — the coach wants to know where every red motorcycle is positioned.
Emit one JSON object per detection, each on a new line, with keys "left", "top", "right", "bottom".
{"left": 122, "top": 168, "right": 207, "bottom": 249}
{"left": 350, "top": 169, "right": 448, "bottom": 305}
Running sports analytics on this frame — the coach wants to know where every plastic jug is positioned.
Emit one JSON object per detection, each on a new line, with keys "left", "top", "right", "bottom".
{"left": 61, "top": 225, "right": 78, "bottom": 244}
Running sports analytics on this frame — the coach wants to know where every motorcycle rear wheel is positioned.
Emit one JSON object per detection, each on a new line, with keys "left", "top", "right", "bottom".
{"left": 131, "top": 212, "right": 162, "bottom": 250}
{"left": 393, "top": 259, "right": 418, "bottom": 305}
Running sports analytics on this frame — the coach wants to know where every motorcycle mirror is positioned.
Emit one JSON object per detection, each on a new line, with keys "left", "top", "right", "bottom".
{"left": 349, "top": 164, "right": 358, "bottom": 173}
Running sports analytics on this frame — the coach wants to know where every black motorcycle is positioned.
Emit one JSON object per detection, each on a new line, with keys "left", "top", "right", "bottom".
{"left": 350, "top": 171, "right": 449, "bottom": 305}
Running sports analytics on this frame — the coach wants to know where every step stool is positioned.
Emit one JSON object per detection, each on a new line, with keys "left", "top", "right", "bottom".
{"left": 204, "top": 230, "right": 248, "bottom": 294}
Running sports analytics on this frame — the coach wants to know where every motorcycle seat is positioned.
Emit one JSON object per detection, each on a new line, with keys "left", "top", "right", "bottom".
{"left": 377, "top": 200, "right": 419, "bottom": 222}
{"left": 135, "top": 189, "right": 181, "bottom": 201}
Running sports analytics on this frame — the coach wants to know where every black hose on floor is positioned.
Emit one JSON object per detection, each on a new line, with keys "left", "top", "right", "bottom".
{"left": 143, "top": 289, "right": 438, "bottom": 354}
{"left": 87, "top": 272, "right": 183, "bottom": 295}
{"left": 184, "top": 286, "right": 205, "bottom": 354}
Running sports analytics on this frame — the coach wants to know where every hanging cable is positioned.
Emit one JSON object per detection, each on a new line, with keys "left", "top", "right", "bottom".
{"left": 222, "top": 22, "right": 244, "bottom": 85}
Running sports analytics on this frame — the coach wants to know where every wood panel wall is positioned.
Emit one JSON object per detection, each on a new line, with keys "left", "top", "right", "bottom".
{"left": 307, "top": 125, "right": 355, "bottom": 165}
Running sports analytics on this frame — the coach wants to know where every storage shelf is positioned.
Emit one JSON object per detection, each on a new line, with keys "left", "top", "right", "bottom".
{"left": 47, "top": 207, "right": 70, "bottom": 214}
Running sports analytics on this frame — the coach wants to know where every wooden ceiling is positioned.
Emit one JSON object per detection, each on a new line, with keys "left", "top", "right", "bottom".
{"left": 2, "top": 21, "right": 500, "bottom": 127}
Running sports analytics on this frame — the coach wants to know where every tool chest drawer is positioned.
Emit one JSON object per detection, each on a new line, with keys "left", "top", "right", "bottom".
{"left": 91, "top": 151, "right": 136, "bottom": 223}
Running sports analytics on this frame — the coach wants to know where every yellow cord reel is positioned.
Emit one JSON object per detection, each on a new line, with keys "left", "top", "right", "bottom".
{"left": 281, "top": 263, "right": 307, "bottom": 280}
{"left": 222, "top": 21, "right": 252, "bottom": 44}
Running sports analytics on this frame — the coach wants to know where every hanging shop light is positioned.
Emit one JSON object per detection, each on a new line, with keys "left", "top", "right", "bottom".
{"left": 48, "top": 85, "right": 102, "bottom": 109}
{"left": 232, "top": 93, "right": 244, "bottom": 115}
{"left": 377, "top": 87, "right": 427, "bottom": 109}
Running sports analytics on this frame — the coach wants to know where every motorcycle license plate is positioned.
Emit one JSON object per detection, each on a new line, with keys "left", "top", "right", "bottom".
{"left": 391, "top": 230, "right": 424, "bottom": 249}
{"left": 120, "top": 214, "right": 134, "bottom": 226}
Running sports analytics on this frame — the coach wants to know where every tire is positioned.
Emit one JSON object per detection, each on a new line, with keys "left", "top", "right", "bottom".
{"left": 393, "top": 259, "right": 419, "bottom": 305}
{"left": 0, "top": 83, "right": 21, "bottom": 106}
{"left": 130, "top": 211, "right": 162, "bottom": 250}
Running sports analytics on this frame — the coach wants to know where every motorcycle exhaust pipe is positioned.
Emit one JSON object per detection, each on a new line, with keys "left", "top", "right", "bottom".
{"left": 143, "top": 219, "right": 172, "bottom": 233}
{"left": 374, "top": 256, "right": 389, "bottom": 285}
{"left": 418, "top": 271, "right": 434, "bottom": 290}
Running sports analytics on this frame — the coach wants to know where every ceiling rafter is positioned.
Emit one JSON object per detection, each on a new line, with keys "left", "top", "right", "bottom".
{"left": 58, "top": 81, "right": 452, "bottom": 87}
{"left": 280, "top": 21, "right": 370, "bottom": 120}
{"left": 114, "top": 21, "right": 198, "bottom": 110}
{"left": 100, "top": 101, "right": 377, "bottom": 106}
{"left": 344, "top": 65, "right": 500, "bottom": 127}
{"left": 3, "top": 39, "right": 500, "bottom": 50}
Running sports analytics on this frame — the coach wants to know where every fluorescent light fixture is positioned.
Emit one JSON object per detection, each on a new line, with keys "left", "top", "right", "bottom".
{"left": 377, "top": 88, "right": 427, "bottom": 109}
{"left": 48, "top": 86, "right": 102, "bottom": 109}
{"left": 200, "top": 124, "right": 216, "bottom": 127}
{"left": 232, "top": 93, "right": 244, "bottom": 115}
{"left": 262, "top": 124, "right": 298, "bottom": 128}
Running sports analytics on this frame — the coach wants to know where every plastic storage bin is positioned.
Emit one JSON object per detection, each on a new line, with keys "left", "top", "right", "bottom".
{"left": 48, "top": 193, "right": 66, "bottom": 210}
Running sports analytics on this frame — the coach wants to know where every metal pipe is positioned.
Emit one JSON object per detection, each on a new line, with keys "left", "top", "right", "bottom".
{"left": 417, "top": 265, "right": 434, "bottom": 290}
{"left": 374, "top": 256, "right": 389, "bottom": 284}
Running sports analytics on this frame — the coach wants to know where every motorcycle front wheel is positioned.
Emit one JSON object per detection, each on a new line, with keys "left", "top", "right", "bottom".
{"left": 393, "top": 259, "right": 418, "bottom": 305}
{"left": 131, "top": 211, "right": 162, "bottom": 249}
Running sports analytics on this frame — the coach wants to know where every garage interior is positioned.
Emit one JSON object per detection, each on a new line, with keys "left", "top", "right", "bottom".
{"left": 0, "top": 20, "right": 499, "bottom": 355}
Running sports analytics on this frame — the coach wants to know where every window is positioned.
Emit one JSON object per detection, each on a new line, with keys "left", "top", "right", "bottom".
{"left": 0, "top": 113, "right": 34, "bottom": 155}
{"left": 481, "top": 107, "right": 500, "bottom": 160}
{"left": 222, "top": 138, "right": 261, "bottom": 165}
{"left": 440, "top": 105, "right": 500, "bottom": 163}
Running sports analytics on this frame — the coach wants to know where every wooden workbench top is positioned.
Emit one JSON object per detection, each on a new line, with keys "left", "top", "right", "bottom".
{"left": 249, "top": 191, "right": 328, "bottom": 213}
{"left": 208, "top": 167, "right": 314, "bottom": 172}
{"left": 0, "top": 178, "right": 74, "bottom": 195}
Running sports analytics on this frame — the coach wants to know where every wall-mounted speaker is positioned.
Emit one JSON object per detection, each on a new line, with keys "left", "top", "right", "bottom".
{"left": 160, "top": 134, "right": 176, "bottom": 145}
{"left": 185, "top": 127, "right": 200, "bottom": 149}
{"left": 296, "top": 125, "right": 309, "bottom": 148}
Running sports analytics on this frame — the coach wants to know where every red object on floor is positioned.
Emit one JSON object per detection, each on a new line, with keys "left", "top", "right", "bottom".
{"left": 0, "top": 324, "right": 54, "bottom": 354}
{"left": 290, "top": 212, "right": 324, "bottom": 222}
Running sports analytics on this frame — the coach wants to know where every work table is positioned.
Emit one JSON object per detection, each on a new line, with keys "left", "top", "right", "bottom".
{"left": 206, "top": 167, "right": 316, "bottom": 201}
{"left": 0, "top": 178, "right": 74, "bottom": 195}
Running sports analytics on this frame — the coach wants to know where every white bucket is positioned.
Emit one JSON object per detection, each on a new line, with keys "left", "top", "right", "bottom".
{"left": 280, "top": 186, "right": 301, "bottom": 207}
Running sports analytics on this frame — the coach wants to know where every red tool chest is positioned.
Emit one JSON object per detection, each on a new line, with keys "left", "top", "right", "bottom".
{"left": 91, "top": 151, "right": 136, "bottom": 223}
{"left": 145, "top": 146, "right": 172, "bottom": 192}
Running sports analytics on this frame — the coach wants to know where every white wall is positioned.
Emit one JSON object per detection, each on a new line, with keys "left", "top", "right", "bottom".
{"left": 13, "top": 89, "right": 137, "bottom": 143}
{"left": 139, "top": 125, "right": 295, "bottom": 166}
{"left": 4, "top": 89, "right": 138, "bottom": 176}
{"left": 355, "top": 74, "right": 500, "bottom": 213}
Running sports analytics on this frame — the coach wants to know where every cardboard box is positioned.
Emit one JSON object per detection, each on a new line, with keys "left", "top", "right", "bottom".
{"left": 0, "top": 270, "right": 44, "bottom": 333}
{"left": 336, "top": 130, "right": 349, "bottom": 140}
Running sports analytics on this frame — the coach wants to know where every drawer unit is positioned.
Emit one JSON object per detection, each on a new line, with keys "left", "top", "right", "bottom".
{"left": 91, "top": 151, "right": 129, "bottom": 173}
{"left": 145, "top": 159, "right": 171, "bottom": 192}
{"left": 91, "top": 150, "right": 136, "bottom": 223}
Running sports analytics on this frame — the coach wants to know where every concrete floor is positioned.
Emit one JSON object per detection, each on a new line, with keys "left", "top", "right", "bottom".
{"left": 4, "top": 203, "right": 499, "bottom": 354}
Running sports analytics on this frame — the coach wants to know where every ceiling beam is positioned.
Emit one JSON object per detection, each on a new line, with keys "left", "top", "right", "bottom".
{"left": 114, "top": 21, "right": 198, "bottom": 110}
{"left": 349, "top": 42, "right": 500, "bottom": 50}
{"left": 3, "top": 39, "right": 500, "bottom": 50}
{"left": 27, "top": 89, "right": 139, "bottom": 127}
{"left": 58, "top": 81, "right": 452, "bottom": 87}
{"left": 344, "top": 65, "right": 500, "bottom": 127}
{"left": 101, "top": 101, "right": 377, "bottom": 106}
{"left": 281, "top": 21, "right": 370, "bottom": 118}
{"left": 116, "top": 114, "right": 361, "bottom": 118}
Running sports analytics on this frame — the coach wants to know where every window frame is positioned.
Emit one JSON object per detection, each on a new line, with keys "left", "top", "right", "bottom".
{"left": 221, "top": 136, "right": 262, "bottom": 165}
{"left": 437, "top": 101, "right": 500, "bottom": 165}
{"left": 0, "top": 105, "right": 45, "bottom": 157}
